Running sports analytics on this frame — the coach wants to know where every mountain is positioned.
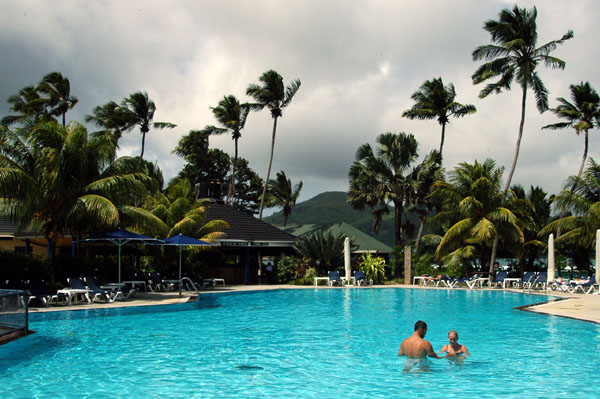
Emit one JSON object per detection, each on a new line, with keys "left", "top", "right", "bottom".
{"left": 263, "top": 191, "right": 398, "bottom": 247}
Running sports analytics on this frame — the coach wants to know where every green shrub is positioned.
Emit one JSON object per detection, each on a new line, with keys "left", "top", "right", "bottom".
{"left": 0, "top": 249, "right": 50, "bottom": 283}
{"left": 276, "top": 254, "right": 301, "bottom": 283}
{"left": 360, "top": 253, "right": 385, "bottom": 283}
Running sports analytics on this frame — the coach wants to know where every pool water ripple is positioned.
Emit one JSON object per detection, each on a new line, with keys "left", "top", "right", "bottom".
{"left": 1, "top": 288, "right": 600, "bottom": 398}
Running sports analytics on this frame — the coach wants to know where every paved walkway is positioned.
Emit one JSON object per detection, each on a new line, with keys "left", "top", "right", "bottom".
{"left": 29, "top": 284, "right": 600, "bottom": 324}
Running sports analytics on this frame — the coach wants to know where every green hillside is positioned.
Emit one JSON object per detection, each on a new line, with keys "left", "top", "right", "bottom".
{"left": 264, "top": 191, "right": 398, "bottom": 246}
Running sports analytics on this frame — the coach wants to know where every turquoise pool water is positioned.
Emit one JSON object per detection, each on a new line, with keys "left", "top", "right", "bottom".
{"left": 1, "top": 288, "right": 599, "bottom": 398}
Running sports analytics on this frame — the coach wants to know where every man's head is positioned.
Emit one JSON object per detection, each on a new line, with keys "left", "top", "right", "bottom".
{"left": 414, "top": 320, "right": 427, "bottom": 337}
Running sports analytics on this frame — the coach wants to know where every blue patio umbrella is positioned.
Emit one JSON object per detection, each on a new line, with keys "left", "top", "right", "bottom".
{"left": 82, "top": 228, "right": 162, "bottom": 285}
{"left": 162, "top": 234, "right": 213, "bottom": 296}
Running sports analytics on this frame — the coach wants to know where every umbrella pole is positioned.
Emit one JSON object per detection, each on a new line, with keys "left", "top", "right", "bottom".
{"left": 118, "top": 244, "right": 122, "bottom": 285}
{"left": 178, "top": 247, "right": 182, "bottom": 297}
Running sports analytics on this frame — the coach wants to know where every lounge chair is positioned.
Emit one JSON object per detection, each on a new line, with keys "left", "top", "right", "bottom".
{"left": 354, "top": 270, "right": 373, "bottom": 286}
{"left": 521, "top": 272, "right": 537, "bottom": 289}
{"left": 490, "top": 271, "right": 508, "bottom": 288}
{"left": 85, "top": 276, "right": 132, "bottom": 301}
{"left": 328, "top": 270, "right": 343, "bottom": 286}
{"left": 27, "top": 279, "right": 69, "bottom": 306}
{"left": 69, "top": 277, "right": 113, "bottom": 303}
{"left": 569, "top": 274, "right": 597, "bottom": 294}
{"left": 446, "top": 276, "right": 472, "bottom": 288}
{"left": 532, "top": 272, "right": 548, "bottom": 290}
{"left": 148, "top": 272, "right": 170, "bottom": 292}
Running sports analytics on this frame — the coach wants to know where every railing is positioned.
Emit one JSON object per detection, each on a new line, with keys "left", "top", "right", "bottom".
{"left": 0, "top": 289, "right": 29, "bottom": 338}
{"left": 181, "top": 277, "right": 200, "bottom": 294}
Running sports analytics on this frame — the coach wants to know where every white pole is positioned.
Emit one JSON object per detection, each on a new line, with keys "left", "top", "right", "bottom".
{"left": 547, "top": 234, "right": 555, "bottom": 283}
{"left": 596, "top": 230, "right": 600, "bottom": 286}
{"left": 178, "top": 246, "right": 183, "bottom": 297}
{"left": 344, "top": 237, "right": 351, "bottom": 285}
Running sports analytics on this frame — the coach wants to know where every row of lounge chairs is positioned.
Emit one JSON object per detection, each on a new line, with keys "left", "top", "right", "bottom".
{"left": 414, "top": 271, "right": 598, "bottom": 294}
{"left": 326, "top": 270, "right": 373, "bottom": 286}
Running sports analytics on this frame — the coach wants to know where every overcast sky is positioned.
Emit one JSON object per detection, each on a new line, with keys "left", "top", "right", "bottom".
{"left": 1, "top": 0, "right": 599, "bottom": 214}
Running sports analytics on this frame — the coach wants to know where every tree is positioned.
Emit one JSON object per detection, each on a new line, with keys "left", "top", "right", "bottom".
{"left": 86, "top": 101, "right": 131, "bottom": 155}
{"left": 406, "top": 150, "right": 443, "bottom": 255}
{"left": 246, "top": 70, "right": 301, "bottom": 220}
{"left": 348, "top": 132, "right": 419, "bottom": 247}
{"left": 119, "top": 92, "right": 176, "bottom": 162}
{"left": 427, "top": 159, "right": 522, "bottom": 273}
{"left": 541, "top": 158, "right": 600, "bottom": 257}
{"left": 0, "top": 121, "right": 158, "bottom": 263}
{"left": 208, "top": 95, "right": 251, "bottom": 203}
{"left": 38, "top": 72, "right": 78, "bottom": 127}
{"left": 542, "top": 82, "right": 600, "bottom": 180}
{"left": 402, "top": 77, "right": 476, "bottom": 156}
{"left": 295, "top": 230, "right": 356, "bottom": 275}
{"left": 472, "top": 5, "right": 572, "bottom": 191}
{"left": 264, "top": 170, "right": 303, "bottom": 226}
{"left": 228, "top": 157, "right": 264, "bottom": 215}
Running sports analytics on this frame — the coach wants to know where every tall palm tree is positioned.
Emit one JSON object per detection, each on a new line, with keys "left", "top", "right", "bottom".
{"left": 38, "top": 72, "right": 78, "bottom": 127}
{"left": 264, "top": 170, "right": 303, "bottom": 226}
{"left": 1, "top": 85, "right": 50, "bottom": 128}
{"left": 427, "top": 159, "right": 522, "bottom": 272}
{"left": 348, "top": 132, "right": 419, "bottom": 247}
{"left": 406, "top": 150, "right": 443, "bottom": 255}
{"left": 472, "top": 5, "right": 572, "bottom": 192}
{"left": 208, "top": 95, "right": 250, "bottom": 203}
{"left": 86, "top": 101, "right": 131, "bottom": 155}
{"left": 542, "top": 82, "right": 600, "bottom": 180}
{"left": 119, "top": 92, "right": 177, "bottom": 162}
{"left": 402, "top": 77, "right": 476, "bottom": 156}
{"left": 0, "top": 120, "right": 158, "bottom": 263}
{"left": 246, "top": 70, "right": 301, "bottom": 220}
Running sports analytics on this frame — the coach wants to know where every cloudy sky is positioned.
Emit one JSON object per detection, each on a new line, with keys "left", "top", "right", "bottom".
{"left": 1, "top": 0, "right": 599, "bottom": 214}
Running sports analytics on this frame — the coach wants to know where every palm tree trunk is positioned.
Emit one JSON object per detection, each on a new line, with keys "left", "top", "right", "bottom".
{"left": 283, "top": 212, "right": 289, "bottom": 226}
{"left": 439, "top": 123, "right": 446, "bottom": 156}
{"left": 394, "top": 201, "right": 403, "bottom": 247}
{"left": 258, "top": 117, "right": 278, "bottom": 220}
{"left": 226, "top": 138, "right": 239, "bottom": 204}
{"left": 62, "top": 112, "right": 66, "bottom": 128}
{"left": 504, "top": 85, "right": 527, "bottom": 192}
{"left": 490, "top": 85, "right": 528, "bottom": 272}
{"left": 140, "top": 132, "right": 146, "bottom": 161}
{"left": 414, "top": 215, "right": 426, "bottom": 255}
{"left": 576, "top": 130, "right": 589, "bottom": 181}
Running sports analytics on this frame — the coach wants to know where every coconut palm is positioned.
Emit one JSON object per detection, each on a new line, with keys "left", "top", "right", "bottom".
{"left": 472, "top": 5, "right": 572, "bottom": 191}
{"left": 0, "top": 120, "right": 159, "bottom": 263}
{"left": 348, "top": 132, "right": 419, "bottom": 247}
{"left": 1, "top": 85, "right": 50, "bottom": 128}
{"left": 208, "top": 95, "right": 251, "bottom": 203}
{"left": 402, "top": 77, "right": 476, "bottom": 156}
{"left": 427, "top": 159, "right": 522, "bottom": 271}
{"left": 541, "top": 158, "right": 600, "bottom": 250}
{"left": 85, "top": 101, "right": 131, "bottom": 154}
{"left": 295, "top": 230, "right": 355, "bottom": 275}
{"left": 38, "top": 72, "right": 78, "bottom": 127}
{"left": 119, "top": 92, "right": 177, "bottom": 162}
{"left": 264, "top": 170, "right": 303, "bottom": 226}
{"left": 542, "top": 82, "right": 600, "bottom": 180}
{"left": 246, "top": 70, "right": 301, "bottom": 220}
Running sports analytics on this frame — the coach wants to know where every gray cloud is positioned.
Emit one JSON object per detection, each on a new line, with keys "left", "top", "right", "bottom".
{"left": 1, "top": 0, "right": 599, "bottom": 208}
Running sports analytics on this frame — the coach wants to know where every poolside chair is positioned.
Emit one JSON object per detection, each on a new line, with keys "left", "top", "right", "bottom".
{"left": 27, "top": 279, "right": 69, "bottom": 307}
{"left": 446, "top": 276, "right": 472, "bottom": 288}
{"left": 490, "top": 271, "right": 508, "bottom": 288}
{"left": 532, "top": 272, "right": 548, "bottom": 290}
{"left": 85, "top": 276, "right": 129, "bottom": 301}
{"left": 521, "top": 272, "right": 537, "bottom": 289}
{"left": 148, "top": 272, "right": 170, "bottom": 292}
{"left": 569, "top": 274, "right": 597, "bottom": 294}
{"left": 328, "top": 270, "right": 343, "bottom": 286}
{"left": 68, "top": 277, "right": 113, "bottom": 303}
{"left": 354, "top": 270, "right": 373, "bottom": 286}
{"left": 427, "top": 275, "right": 453, "bottom": 287}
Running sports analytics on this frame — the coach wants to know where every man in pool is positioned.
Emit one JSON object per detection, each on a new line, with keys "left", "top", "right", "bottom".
{"left": 438, "top": 330, "right": 470, "bottom": 357}
{"left": 398, "top": 320, "right": 440, "bottom": 371}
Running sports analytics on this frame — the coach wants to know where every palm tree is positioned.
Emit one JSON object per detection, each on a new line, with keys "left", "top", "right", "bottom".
{"left": 295, "top": 230, "right": 355, "bottom": 275}
{"left": 427, "top": 159, "right": 522, "bottom": 272}
{"left": 208, "top": 95, "right": 250, "bottom": 203}
{"left": 119, "top": 92, "right": 177, "bottom": 162}
{"left": 406, "top": 150, "right": 443, "bottom": 255}
{"left": 264, "top": 170, "right": 303, "bottom": 226}
{"left": 402, "top": 77, "right": 476, "bottom": 156}
{"left": 348, "top": 132, "right": 419, "bottom": 247}
{"left": 86, "top": 101, "right": 131, "bottom": 155}
{"left": 246, "top": 70, "right": 301, "bottom": 220}
{"left": 542, "top": 82, "right": 600, "bottom": 180}
{"left": 0, "top": 120, "right": 158, "bottom": 263}
{"left": 541, "top": 158, "right": 600, "bottom": 250}
{"left": 38, "top": 72, "right": 78, "bottom": 127}
{"left": 472, "top": 5, "right": 572, "bottom": 191}
{"left": 1, "top": 85, "right": 50, "bottom": 128}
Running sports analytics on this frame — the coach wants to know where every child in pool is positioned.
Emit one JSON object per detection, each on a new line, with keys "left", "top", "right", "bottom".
{"left": 438, "top": 330, "right": 470, "bottom": 357}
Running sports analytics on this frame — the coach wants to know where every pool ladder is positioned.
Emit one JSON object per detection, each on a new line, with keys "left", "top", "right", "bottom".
{"left": 181, "top": 277, "right": 200, "bottom": 294}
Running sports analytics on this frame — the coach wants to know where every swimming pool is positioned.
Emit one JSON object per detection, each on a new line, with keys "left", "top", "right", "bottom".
{"left": 1, "top": 288, "right": 599, "bottom": 398}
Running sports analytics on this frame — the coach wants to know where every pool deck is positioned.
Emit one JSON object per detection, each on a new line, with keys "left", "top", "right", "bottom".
{"left": 28, "top": 284, "right": 600, "bottom": 324}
